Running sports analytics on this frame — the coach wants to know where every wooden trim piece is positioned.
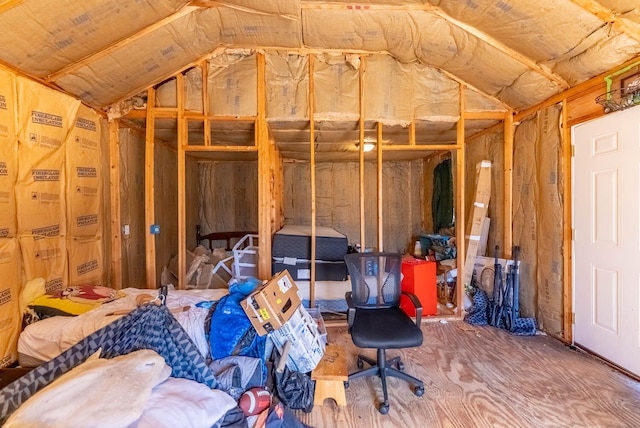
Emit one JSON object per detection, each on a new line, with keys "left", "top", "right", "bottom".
{"left": 309, "top": 54, "right": 317, "bottom": 307}
{"left": 144, "top": 89, "right": 157, "bottom": 289}
{"left": 257, "top": 52, "right": 272, "bottom": 280}
{"left": 561, "top": 98, "right": 573, "bottom": 342}
{"left": 121, "top": 109, "right": 148, "bottom": 119}
{"left": 202, "top": 61, "right": 211, "bottom": 146}
{"left": 177, "top": 73, "right": 187, "bottom": 290}
{"left": 108, "top": 119, "right": 123, "bottom": 290}
{"left": 465, "top": 111, "right": 509, "bottom": 120}
{"left": 377, "top": 121, "right": 383, "bottom": 250}
{"left": 359, "top": 56, "right": 366, "bottom": 249}
{"left": 184, "top": 112, "right": 257, "bottom": 121}
{"left": 45, "top": 5, "right": 200, "bottom": 82}
{"left": 503, "top": 111, "right": 514, "bottom": 258}
{"left": 0, "top": 0, "right": 25, "bottom": 14}
{"left": 382, "top": 144, "right": 460, "bottom": 151}
{"left": 455, "top": 85, "right": 466, "bottom": 316}
{"left": 570, "top": 0, "right": 640, "bottom": 43}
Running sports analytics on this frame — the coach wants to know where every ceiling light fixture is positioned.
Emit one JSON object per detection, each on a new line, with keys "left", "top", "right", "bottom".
{"left": 356, "top": 137, "right": 376, "bottom": 152}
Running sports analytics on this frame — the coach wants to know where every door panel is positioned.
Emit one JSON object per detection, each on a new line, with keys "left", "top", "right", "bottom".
{"left": 573, "top": 107, "right": 640, "bottom": 377}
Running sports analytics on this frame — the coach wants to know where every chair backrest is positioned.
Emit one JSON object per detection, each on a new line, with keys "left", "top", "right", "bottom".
{"left": 344, "top": 252, "right": 402, "bottom": 308}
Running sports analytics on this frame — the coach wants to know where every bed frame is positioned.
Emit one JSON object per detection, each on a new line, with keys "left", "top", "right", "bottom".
{"left": 195, "top": 225, "right": 257, "bottom": 251}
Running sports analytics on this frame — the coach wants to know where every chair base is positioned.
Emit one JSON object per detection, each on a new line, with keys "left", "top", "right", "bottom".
{"left": 347, "top": 348, "right": 424, "bottom": 414}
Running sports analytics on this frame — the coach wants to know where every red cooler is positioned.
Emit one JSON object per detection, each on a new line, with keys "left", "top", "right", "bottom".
{"left": 400, "top": 257, "right": 437, "bottom": 316}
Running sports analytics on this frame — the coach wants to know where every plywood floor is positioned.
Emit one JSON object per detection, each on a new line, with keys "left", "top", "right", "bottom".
{"left": 296, "top": 321, "right": 640, "bottom": 428}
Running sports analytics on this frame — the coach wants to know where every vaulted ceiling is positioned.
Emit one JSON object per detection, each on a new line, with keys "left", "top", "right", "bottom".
{"left": 0, "top": 0, "right": 639, "bottom": 116}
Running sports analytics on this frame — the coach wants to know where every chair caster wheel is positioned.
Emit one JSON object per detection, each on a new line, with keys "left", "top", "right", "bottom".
{"left": 397, "top": 361, "right": 405, "bottom": 371}
{"left": 414, "top": 386, "right": 424, "bottom": 397}
{"left": 344, "top": 381, "right": 349, "bottom": 389}
{"left": 378, "top": 403, "right": 389, "bottom": 414}
{"left": 357, "top": 357, "right": 364, "bottom": 369}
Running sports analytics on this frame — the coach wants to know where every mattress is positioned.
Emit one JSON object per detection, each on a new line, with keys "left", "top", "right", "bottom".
{"left": 272, "top": 259, "right": 347, "bottom": 281}
{"left": 272, "top": 225, "right": 348, "bottom": 261}
{"left": 18, "top": 288, "right": 228, "bottom": 367}
{"left": 294, "top": 280, "right": 351, "bottom": 312}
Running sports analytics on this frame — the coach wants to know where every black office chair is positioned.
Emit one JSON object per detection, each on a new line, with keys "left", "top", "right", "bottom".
{"left": 344, "top": 252, "right": 425, "bottom": 414}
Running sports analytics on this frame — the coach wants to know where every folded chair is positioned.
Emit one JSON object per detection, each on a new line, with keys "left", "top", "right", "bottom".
{"left": 344, "top": 252, "right": 425, "bottom": 414}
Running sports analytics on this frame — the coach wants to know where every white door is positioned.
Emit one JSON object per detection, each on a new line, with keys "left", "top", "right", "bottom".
{"left": 573, "top": 107, "right": 640, "bottom": 377}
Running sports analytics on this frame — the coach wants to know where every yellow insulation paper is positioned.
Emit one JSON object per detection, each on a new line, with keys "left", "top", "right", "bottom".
{"left": 0, "top": 68, "right": 17, "bottom": 238}
{"left": 0, "top": 238, "right": 20, "bottom": 368}
{"left": 16, "top": 77, "right": 81, "bottom": 236}
{"left": 68, "top": 236, "right": 104, "bottom": 286}
{"left": 66, "top": 105, "right": 102, "bottom": 237}
{"left": 20, "top": 235, "right": 68, "bottom": 293}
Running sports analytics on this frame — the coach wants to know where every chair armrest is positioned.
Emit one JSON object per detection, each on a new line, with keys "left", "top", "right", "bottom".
{"left": 401, "top": 291, "right": 422, "bottom": 326}
{"left": 345, "top": 291, "right": 356, "bottom": 327}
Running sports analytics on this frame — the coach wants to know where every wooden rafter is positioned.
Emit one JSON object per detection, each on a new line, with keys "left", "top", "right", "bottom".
{"left": 300, "top": 1, "right": 569, "bottom": 89}
{"left": 0, "top": 0, "right": 24, "bottom": 14}
{"left": 45, "top": 5, "right": 200, "bottom": 82}
{"left": 570, "top": 0, "right": 640, "bottom": 43}
{"left": 437, "top": 68, "right": 512, "bottom": 111}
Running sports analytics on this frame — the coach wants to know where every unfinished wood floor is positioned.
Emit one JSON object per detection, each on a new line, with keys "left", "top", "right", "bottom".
{"left": 296, "top": 321, "right": 640, "bottom": 428}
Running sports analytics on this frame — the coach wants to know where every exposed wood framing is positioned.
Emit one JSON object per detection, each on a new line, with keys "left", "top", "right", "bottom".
{"left": 257, "top": 52, "right": 272, "bottom": 279}
{"left": 455, "top": 85, "right": 466, "bottom": 316}
{"left": 0, "top": 0, "right": 25, "bottom": 14}
{"left": 109, "top": 119, "right": 123, "bottom": 290}
{"left": 503, "top": 111, "right": 514, "bottom": 258}
{"left": 466, "top": 111, "right": 508, "bottom": 120}
{"left": 562, "top": 98, "right": 573, "bottom": 343}
{"left": 438, "top": 68, "right": 511, "bottom": 111}
{"left": 409, "top": 120, "right": 416, "bottom": 146}
{"left": 144, "top": 88, "right": 157, "bottom": 288}
{"left": 45, "top": 5, "right": 200, "bottom": 82}
{"left": 308, "top": 54, "right": 317, "bottom": 307}
{"left": 358, "top": 56, "right": 366, "bottom": 249}
{"left": 202, "top": 61, "right": 211, "bottom": 146}
{"left": 377, "top": 121, "right": 383, "bottom": 249}
{"left": 177, "top": 73, "right": 187, "bottom": 289}
{"left": 571, "top": 0, "right": 640, "bottom": 43}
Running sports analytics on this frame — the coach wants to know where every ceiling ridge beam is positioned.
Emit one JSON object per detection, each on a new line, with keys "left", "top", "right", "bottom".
{"left": 301, "top": 1, "right": 570, "bottom": 89}
{"left": 570, "top": 0, "right": 640, "bottom": 43}
{"left": 45, "top": 5, "right": 200, "bottom": 83}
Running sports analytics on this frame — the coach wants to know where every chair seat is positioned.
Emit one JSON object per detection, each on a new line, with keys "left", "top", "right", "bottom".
{"left": 351, "top": 307, "right": 423, "bottom": 349}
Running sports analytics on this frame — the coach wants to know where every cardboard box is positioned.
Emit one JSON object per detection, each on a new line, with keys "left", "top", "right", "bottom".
{"left": 271, "top": 305, "right": 326, "bottom": 373}
{"left": 241, "top": 270, "right": 302, "bottom": 336}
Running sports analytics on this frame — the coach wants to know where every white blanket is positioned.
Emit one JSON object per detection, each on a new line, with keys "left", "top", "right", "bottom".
{"left": 5, "top": 350, "right": 172, "bottom": 428}
{"left": 18, "top": 288, "right": 227, "bottom": 365}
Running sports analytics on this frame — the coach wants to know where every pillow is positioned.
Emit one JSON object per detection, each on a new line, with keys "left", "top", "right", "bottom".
{"left": 28, "top": 285, "right": 124, "bottom": 319}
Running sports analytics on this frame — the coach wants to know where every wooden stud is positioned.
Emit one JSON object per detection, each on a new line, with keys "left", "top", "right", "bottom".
{"left": 257, "top": 52, "right": 272, "bottom": 280}
{"left": 377, "top": 121, "right": 383, "bottom": 250}
{"left": 177, "top": 73, "right": 187, "bottom": 290}
{"left": 409, "top": 120, "right": 416, "bottom": 146}
{"left": 145, "top": 88, "right": 157, "bottom": 289}
{"left": 562, "top": 98, "right": 573, "bottom": 343}
{"left": 359, "top": 56, "right": 366, "bottom": 250}
{"left": 45, "top": 6, "right": 200, "bottom": 82}
{"left": 108, "top": 119, "right": 123, "bottom": 290}
{"left": 455, "top": 84, "right": 466, "bottom": 316}
{"left": 382, "top": 144, "right": 460, "bottom": 151}
{"left": 201, "top": 60, "right": 211, "bottom": 146}
{"left": 309, "top": 54, "right": 317, "bottom": 307}
{"left": 503, "top": 111, "right": 514, "bottom": 258}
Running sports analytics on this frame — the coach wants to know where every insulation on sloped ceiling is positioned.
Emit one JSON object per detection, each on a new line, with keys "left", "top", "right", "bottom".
{"left": 303, "top": 9, "right": 560, "bottom": 110}
{"left": 598, "top": 0, "right": 640, "bottom": 25}
{"left": 208, "top": 52, "right": 257, "bottom": 117}
{"left": 265, "top": 53, "right": 308, "bottom": 120}
{"left": 414, "top": 65, "right": 460, "bottom": 122}
{"left": 55, "top": 10, "right": 220, "bottom": 107}
{"left": 313, "top": 54, "right": 360, "bottom": 121}
{"left": 0, "top": 67, "right": 17, "bottom": 238}
{"left": 465, "top": 88, "right": 508, "bottom": 112}
{"left": 0, "top": 0, "right": 189, "bottom": 78}
{"left": 155, "top": 68, "right": 204, "bottom": 112}
{"left": 364, "top": 55, "right": 414, "bottom": 124}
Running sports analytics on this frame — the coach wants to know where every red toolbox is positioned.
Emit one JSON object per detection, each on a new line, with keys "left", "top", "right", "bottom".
{"left": 400, "top": 257, "right": 437, "bottom": 317}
